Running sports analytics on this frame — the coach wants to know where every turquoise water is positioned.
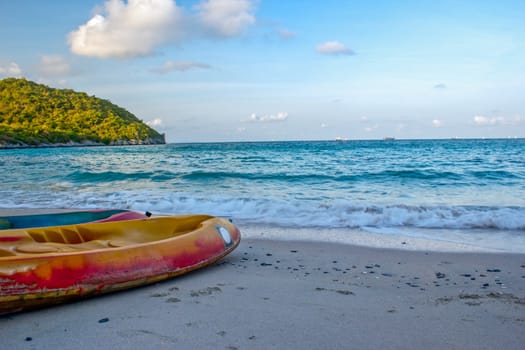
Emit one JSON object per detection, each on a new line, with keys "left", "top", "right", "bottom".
{"left": 1, "top": 139, "right": 524, "bottom": 251}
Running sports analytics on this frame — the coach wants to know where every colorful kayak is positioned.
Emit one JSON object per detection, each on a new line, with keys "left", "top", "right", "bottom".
{"left": 0, "top": 215, "right": 240, "bottom": 315}
{"left": 0, "top": 209, "right": 149, "bottom": 230}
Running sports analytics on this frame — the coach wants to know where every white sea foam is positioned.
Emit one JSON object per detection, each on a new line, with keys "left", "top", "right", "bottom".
{"left": 3, "top": 191, "right": 524, "bottom": 232}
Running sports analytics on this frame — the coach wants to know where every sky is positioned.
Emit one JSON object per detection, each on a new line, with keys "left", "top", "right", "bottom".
{"left": 1, "top": 0, "right": 524, "bottom": 142}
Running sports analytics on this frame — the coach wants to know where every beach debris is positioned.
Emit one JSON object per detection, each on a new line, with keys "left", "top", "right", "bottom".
{"left": 435, "top": 272, "right": 446, "bottom": 279}
{"left": 190, "top": 286, "right": 222, "bottom": 297}
{"left": 486, "top": 269, "right": 501, "bottom": 272}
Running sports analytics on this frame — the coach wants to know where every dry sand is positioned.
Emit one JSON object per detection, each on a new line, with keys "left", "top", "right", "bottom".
{"left": 1, "top": 211, "right": 524, "bottom": 349}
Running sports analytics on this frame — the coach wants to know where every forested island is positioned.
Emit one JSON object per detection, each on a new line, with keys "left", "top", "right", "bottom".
{"left": 0, "top": 78, "right": 165, "bottom": 148}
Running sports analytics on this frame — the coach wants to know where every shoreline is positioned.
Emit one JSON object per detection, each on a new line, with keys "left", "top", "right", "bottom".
{"left": 0, "top": 140, "right": 165, "bottom": 150}
{"left": 1, "top": 208, "right": 523, "bottom": 253}
{"left": 1, "top": 209, "right": 524, "bottom": 349}
{"left": 239, "top": 224, "right": 524, "bottom": 253}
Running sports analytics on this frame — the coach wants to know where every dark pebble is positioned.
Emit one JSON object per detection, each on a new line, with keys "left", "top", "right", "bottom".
{"left": 381, "top": 273, "right": 393, "bottom": 277}
{"left": 290, "top": 250, "right": 298, "bottom": 253}
{"left": 25, "top": 337, "right": 32, "bottom": 342}
{"left": 483, "top": 283, "right": 490, "bottom": 287}
{"left": 461, "top": 274, "right": 471, "bottom": 277}
{"left": 435, "top": 272, "right": 446, "bottom": 279}
{"left": 260, "top": 263, "right": 272, "bottom": 266}
{"left": 486, "top": 269, "right": 501, "bottom": 273}
{"left": 266, "top": 253, "right": 272, "bottom": 256}
{"left": 98, "top": 317, "right": 109, "bottom": 323}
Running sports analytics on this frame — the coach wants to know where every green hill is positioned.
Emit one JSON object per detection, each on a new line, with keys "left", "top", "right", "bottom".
{"left": 0, "top": 78, "right": 165, "bottom": 147}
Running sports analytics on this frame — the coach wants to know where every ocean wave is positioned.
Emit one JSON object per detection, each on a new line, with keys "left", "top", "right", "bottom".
{"left": 167, "top": 198, "right": 525, "bottom": 231}
{"left": 180, "top": 169, "right": 469, "bottom": 183}
{"left": 65, "top": 170, "right": 181, "bottom": 183}
{"left": 469, "top": 170, "right": 523, "bottom": 180}
{"left": 130, "top": 196, "right": 522, "bottom": 230}
{"left": 6, "top": 191, "right": 522, "bottom": 231}
{"left": 61, "top": 168, "right": 523, "bottom": 186}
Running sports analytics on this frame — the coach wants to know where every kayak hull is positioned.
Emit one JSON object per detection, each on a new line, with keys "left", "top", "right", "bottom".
{"left": 0, "top": 215, "right": 240, "bottom": 314}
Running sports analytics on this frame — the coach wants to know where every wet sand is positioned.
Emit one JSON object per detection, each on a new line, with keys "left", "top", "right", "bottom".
{"left": 1, "top": 212, "right": 524, "bottom": 349}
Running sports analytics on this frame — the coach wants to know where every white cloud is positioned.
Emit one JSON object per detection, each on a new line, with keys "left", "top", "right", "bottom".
{"left": 245, "top": 112, "right": 289, "bottom": 123}
{"left": 473, "top": 115, "right": 523, "bottom": 126}
{"left": 316, "top": 41, "right": 354, "bottom": 55}
{"left": 68, "top": 0, "right": 258, "bottom": 59}
{"left": 276, "top": 28, "right": 295, "bottom": 39}
{"left": 0, "top": 62, "right": 22, "bottom": 77}
{"left": 473, "top": 115, "right": 503, "bottom": 126}
{"left": 196, "top": 0, "right": 256, "bottom": 37}
{"left": 68, "top": 0, "right": 183, "bottom": 58}
{"left": 38, "top": 55, "right": 72, "bottom": 76}
{"left": 146, "top": 118, "right": 163, "bottom": 126}
{"left": 432, "top": 119, "right": 443, "bottom": 128}
{"left": 152, "top": 60, "right": 211, "bottom": 74}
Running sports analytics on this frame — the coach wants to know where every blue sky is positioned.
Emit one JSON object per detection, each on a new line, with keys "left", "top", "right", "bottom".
{"left": 1, "top": 0, "right": 524, "bottom": 142}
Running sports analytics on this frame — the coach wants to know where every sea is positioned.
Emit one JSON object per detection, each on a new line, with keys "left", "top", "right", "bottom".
{"left": 1, "top": 139, "right": 524, "bottom": 252}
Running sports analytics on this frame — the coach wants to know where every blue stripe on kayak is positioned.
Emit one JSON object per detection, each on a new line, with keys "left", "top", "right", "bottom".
{"left": 0, "top": 210, "right": 130, "bottom": 229}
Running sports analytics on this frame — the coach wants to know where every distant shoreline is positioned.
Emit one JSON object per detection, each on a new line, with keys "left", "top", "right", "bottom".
{"left": 0, "top": 138, "right": 165, "bottom": 150}
{"left": 2, "top": 137, "right": 523, "bottom": 149}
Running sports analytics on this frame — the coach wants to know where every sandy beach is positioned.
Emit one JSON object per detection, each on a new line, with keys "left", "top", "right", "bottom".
{"left": 1, "top": 211, "right": 524, "bottom": 350}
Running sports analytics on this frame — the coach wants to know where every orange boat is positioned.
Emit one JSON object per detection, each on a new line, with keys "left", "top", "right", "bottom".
{"left": 0, "top": 215, "right": 240, "bottom": 315}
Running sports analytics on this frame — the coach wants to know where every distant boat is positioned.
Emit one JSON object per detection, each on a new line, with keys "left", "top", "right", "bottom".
{"left": 335, "top": 136, "right": 348, "bottom": 142}
{"left": 383, "top": 137, "right": 395, "bottom": 140}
